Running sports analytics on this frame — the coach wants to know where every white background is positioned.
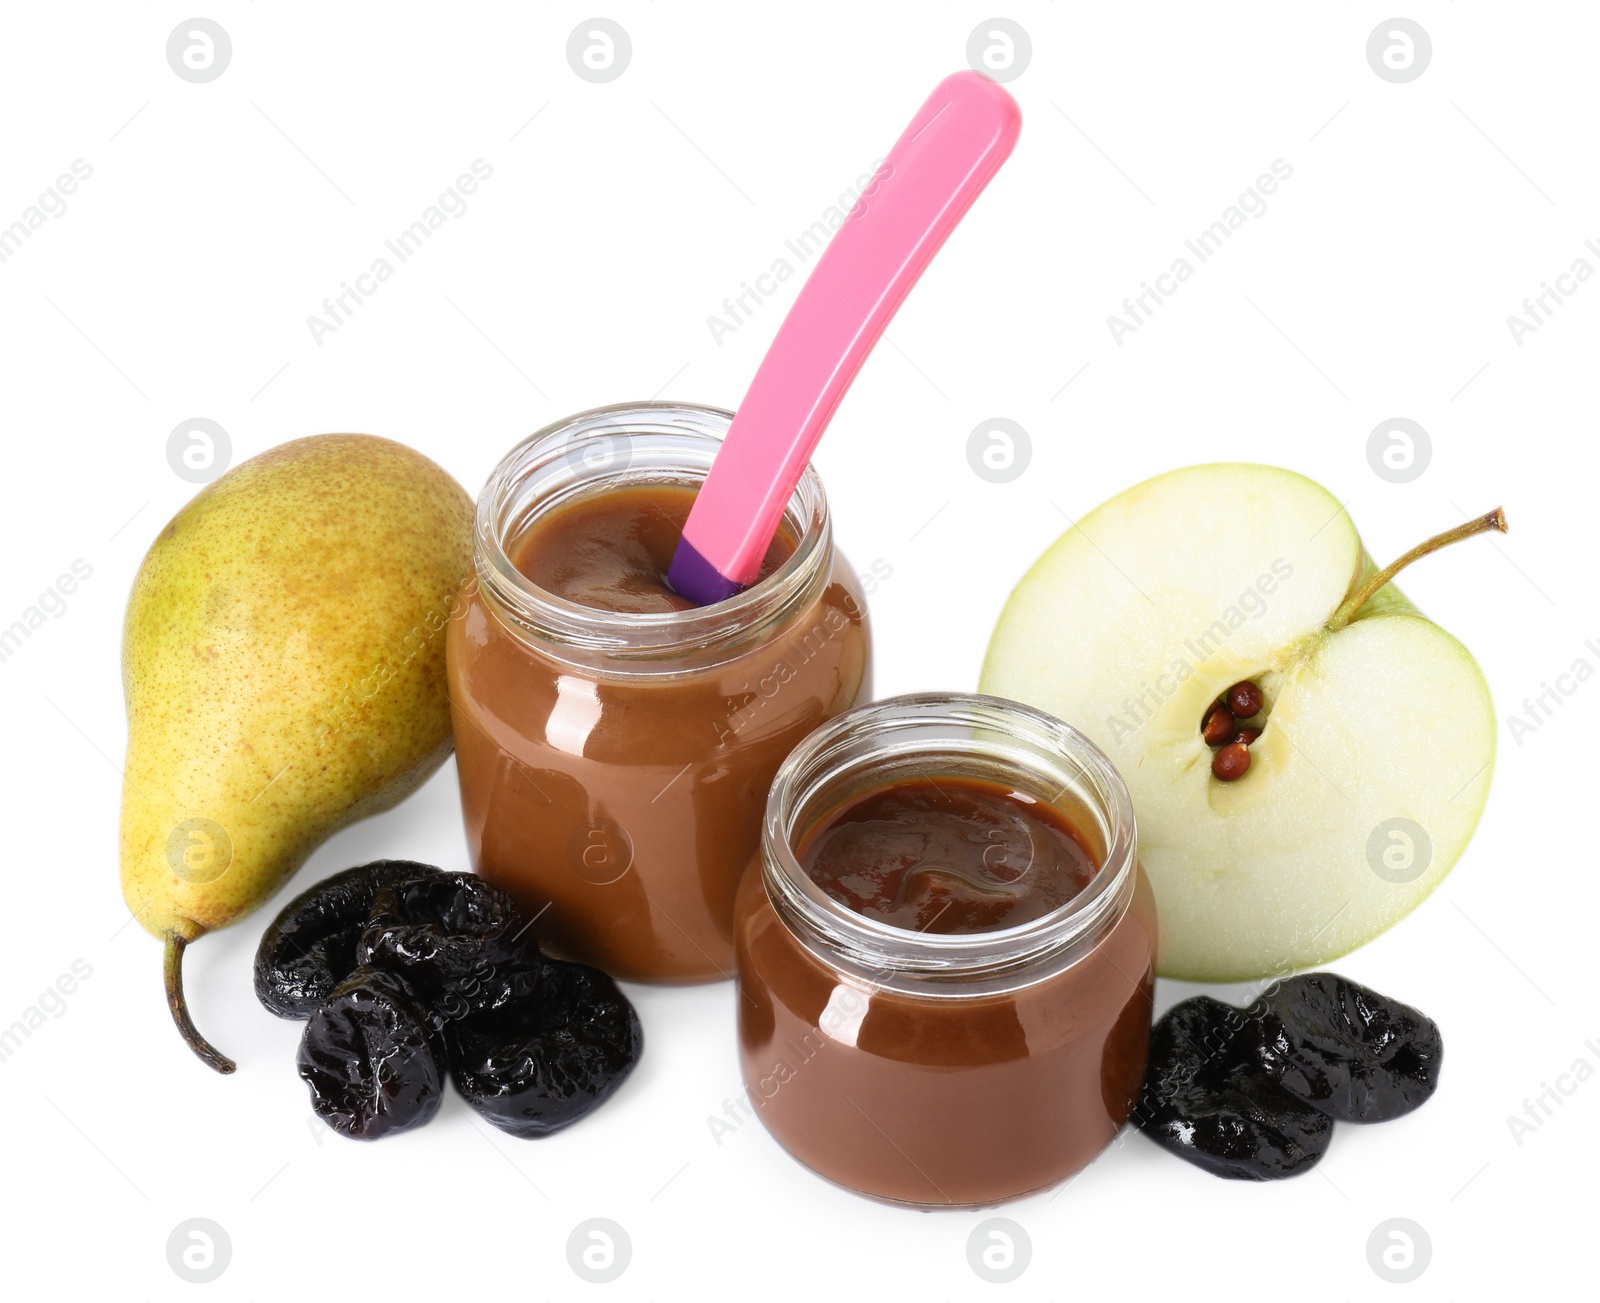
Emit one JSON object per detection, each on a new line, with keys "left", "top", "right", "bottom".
{"left": 1, "top": 3, "right": 1593, "bottom": 1297}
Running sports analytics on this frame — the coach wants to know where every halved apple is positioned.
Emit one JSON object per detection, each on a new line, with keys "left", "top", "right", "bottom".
{"left": 980, "top": 463, "right": 1501, "bottom": 982}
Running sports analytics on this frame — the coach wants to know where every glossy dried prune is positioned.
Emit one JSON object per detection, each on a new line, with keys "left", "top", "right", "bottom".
{"left": 448, "top": 959, "right": 643, "bottom": 1139}
{"left": 254, "top": 860, "right": 448, "bottom": 1018}
{"left": 1135, "top": 996, "right": 1332, "bottom": 1181}
{"left": 297, "top": 967, "right": 445, "bottom": 1140}
{"left": 1246, "top": 973, "right": 1443, "bottom": 1122}
{"left": 356, "top": 873, "right": 541, "bottom": 1020}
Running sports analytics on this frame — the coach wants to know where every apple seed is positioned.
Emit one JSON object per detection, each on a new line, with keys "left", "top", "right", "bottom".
{"left": 1226, "top": 680, "right": 1264, "bottom": 718}
{"left": 1201, "top": 702, "right": 1236, "bottom": 747}
{"left": 1212, "top": 742, "right": 1251, "bottom": 782}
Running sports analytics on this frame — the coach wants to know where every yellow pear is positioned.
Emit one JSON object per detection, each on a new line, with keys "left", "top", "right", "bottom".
{"left": 120, "top": 434, "right": 474, "bottom": 1072}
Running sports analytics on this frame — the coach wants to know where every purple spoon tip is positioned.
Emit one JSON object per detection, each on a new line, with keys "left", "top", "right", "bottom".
{"left": 666, "top": 537, "right": 744, "bottom": 606}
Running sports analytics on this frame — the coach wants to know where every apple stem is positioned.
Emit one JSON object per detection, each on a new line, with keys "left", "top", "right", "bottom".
{"left": 164, "top": 932, "right": 237, "bottom": 1075}
{"left": 1328, "top": 507, "right": 1508, "bottom": 631}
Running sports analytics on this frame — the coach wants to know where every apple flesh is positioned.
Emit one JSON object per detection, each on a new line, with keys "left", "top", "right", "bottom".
{"left": 980, "top": 463, "right": 1499, "bottom": 982}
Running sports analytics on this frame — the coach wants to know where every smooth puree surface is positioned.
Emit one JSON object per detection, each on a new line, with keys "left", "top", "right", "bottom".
{"left": 797, "top": 776, "right": 1097, "bottom": 934}
{"left": 511, "top": 483, "right": 792, "bottom": 613}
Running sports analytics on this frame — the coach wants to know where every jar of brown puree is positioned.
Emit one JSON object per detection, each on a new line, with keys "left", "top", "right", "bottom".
{"left": 733, "top": 693, "right": 1157, "bottom": 1205}
{"left": 448, "top": 402, "right": 872, "bottom": 983}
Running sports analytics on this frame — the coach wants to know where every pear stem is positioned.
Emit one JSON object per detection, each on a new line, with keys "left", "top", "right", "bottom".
{"left": 1328, "top": 507, "right": 1507, "bottom": 632}
{"left": 164, "top": 933, "right": 236, "bottom": 1075}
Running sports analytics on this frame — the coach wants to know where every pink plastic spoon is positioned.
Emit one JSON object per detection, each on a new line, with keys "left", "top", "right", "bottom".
{"left": 666, "top": 71, "right": 1021, "bottom": 604}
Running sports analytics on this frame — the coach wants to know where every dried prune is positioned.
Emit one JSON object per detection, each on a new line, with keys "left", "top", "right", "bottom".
{"left": 448, "top": 959, "right": 643, "bottom": 1139}
{"left": 1245, "top": 973, "right": 1443, "bottom": 1123}
{"left": 1135, "top": 996, "right": 1332, "bottom": 1181}
{"left": 254, "top": 860, "right": 448, "bottom": 1018}
{"left": 356, "top": 873, "right": 541, "bottom": 1022}
{"left": 297, "top": 967, "right": 445, "bottom": 1140}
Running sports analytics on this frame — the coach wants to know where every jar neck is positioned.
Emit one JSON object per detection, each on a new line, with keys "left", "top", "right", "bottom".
{"left": 761, "top": 693, "right": 1139, "bottom": 996}
{"left": 473, "top": 401, "right": 835, "bottom": 675}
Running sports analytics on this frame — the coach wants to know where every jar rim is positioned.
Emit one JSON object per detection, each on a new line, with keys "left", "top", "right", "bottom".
{"left": 761, "top": 692, "right": 1139, "bottom": 994}
{"left": 473, "top": 400, "right": 833, "bottom": 668}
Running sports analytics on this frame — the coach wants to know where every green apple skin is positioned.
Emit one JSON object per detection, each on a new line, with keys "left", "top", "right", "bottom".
{"left": 979, "top": 463, "right": 1496, "bottom": 983}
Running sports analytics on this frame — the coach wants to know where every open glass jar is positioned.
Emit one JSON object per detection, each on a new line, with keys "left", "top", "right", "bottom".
{"left": 733, "top": 692, "right": 1157, "bottom": 1205}
{"left": 447, "top": 401, "right": 871, "bottom": 983}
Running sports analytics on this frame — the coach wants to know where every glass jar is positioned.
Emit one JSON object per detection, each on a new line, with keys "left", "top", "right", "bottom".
{"left": 448, "top": 401, "right": 871, "bottom": 983}
{"left": 733, "top": 692, "right": 1157, "bottom": 1205}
